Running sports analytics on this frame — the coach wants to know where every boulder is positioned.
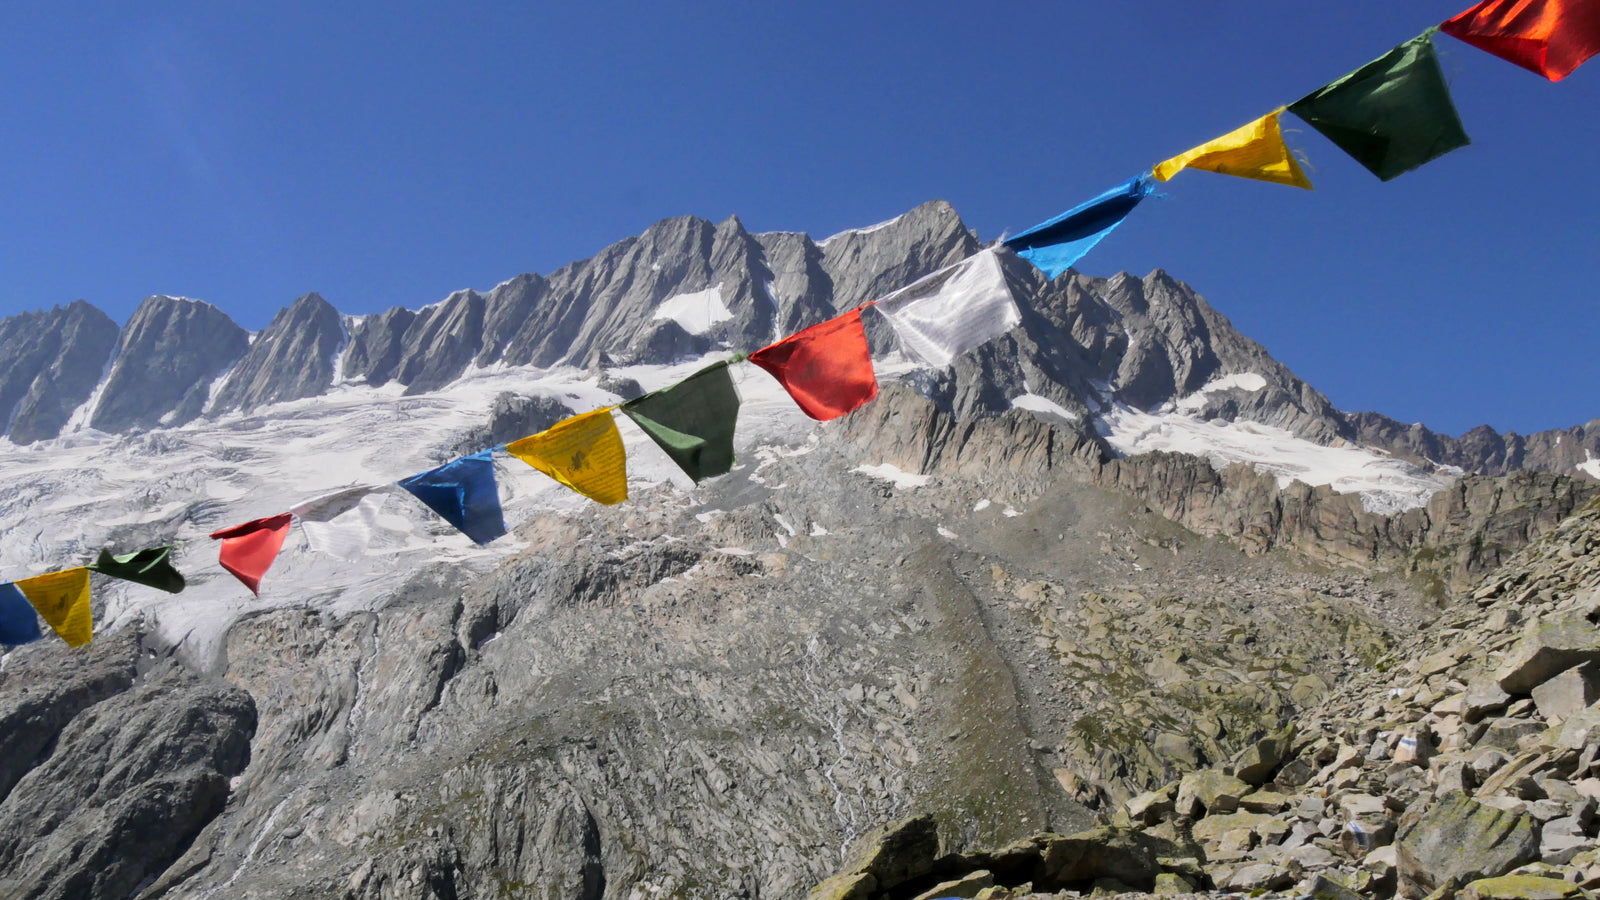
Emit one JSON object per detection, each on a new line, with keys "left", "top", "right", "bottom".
{"left": 1309, "top": 873, "right": 1366, "bottom": 900}
{"left": 835, "top": 814, "right": 940, "bottom": 894}
{"left": 1496, "top": 614, "right": 1600, "bottom": 695}
{"left": 1555, "top": 702, "right": 1600, "bottom": 751}
{"left": 1036, "top": 826, "right": 1185, "bottom": 891}
{"left": 1396, "top": 791, "right": 1540, "bottom": 898}
{"left": 1531, "top": 662, "right": 1600, "bottom": 720}
{"left": 1233, "top": 724, "right": 1296, "bottom": 785}
{"left": 1459, "top": 874, "right": 1585, "bottom": 900}
{"left": 1192, "top": 810, "right": 1282, "bottom": 843}
{"left": 910, "top": 869, "right": 993, "bottom": 900}
{"left": 809, "top": 872, "right": 876, "bottom": 900}
{"left": 1176, "top": 768, "right": 1249, "bottom": 816}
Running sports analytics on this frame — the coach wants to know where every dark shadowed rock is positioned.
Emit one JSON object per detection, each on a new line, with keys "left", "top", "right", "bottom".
{"left": 0, "top": 300, "right": 119, "bottom": 443}
{"left": 341, "top": 306, "right": 416, "bottom": 388}
{"left": 88, "top": 296, "right": 248, "bottom": 433}
{"left": 208, "top": 293, "right": 344, "bottom": 413}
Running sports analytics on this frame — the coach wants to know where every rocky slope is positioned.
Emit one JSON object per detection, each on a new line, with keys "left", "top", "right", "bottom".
{"left": 806, "top": 492, "right": 1600, "bottom": 900}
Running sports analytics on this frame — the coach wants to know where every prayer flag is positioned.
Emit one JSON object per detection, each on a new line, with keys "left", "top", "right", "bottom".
{"left": 1441, "top": 0, "right": 1600, "bottom": 81}
{"left": 1152, "top": 110, "right": 1313, "bottom": 189}
{"left": 505, "top": 408, "right": 629, "bottom": 504}
{"left": 0, "top": 583, "right": 43, "bottom": 645}
{"left": 399, "top": 450, "right": 507, "bottom": 545}
{"left": 16, "top": 568, "right": 92, "bottom": 648}
{"left": 872, "top": 249, "right": 1023, "bottom": 368}
{"left": 1003, "top": 176, "right": 1153, "bottom": 279}
{"left": 89, "top": 545, "right": 185, "bottom": 593}
{"left": 211, "top": 513, "right": 293, "bottom": 595}
{"left": 292, "top": 486, "right": 390, "bottom": 561}
{"left": 749, "top": 309, "right": 878, "bottom": 421}
{"left": 621, "top": 360, "right": 741, "bottom": 482}
{"left": 1287, "top": 32, "right": 1471, "bottom": 181}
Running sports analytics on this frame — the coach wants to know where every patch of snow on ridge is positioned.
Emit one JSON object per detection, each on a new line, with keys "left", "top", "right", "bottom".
{"left": 853, "top": 463, "right": 931, "bottom": 489}
{"left": 1173, "top": 372, "right": 1269, "bottom": 412}
{"left": 653, "top": 284, "right": 731, "bottom": 335}
{"left": 1096, "top": 401, "right": 1456, "bottom": 515}
{"left": 1011, "top": 393, "right": 1082, "bottom": 424}
{"left": 1578, "top": 450, "right": 1600, "bottom": 480}
{"left": 818, "top": 213, "right": 905, "bottom": 247}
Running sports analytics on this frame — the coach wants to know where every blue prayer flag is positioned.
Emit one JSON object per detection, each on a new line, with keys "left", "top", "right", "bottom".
{"left": 0, "top": 583, "right": 44, "bottom": 645}
{"left": 1004, "top": 176, "right": 1154, "bottom": 279}
{"left": 398, "top": 450, "right": 508, "bottom": 545}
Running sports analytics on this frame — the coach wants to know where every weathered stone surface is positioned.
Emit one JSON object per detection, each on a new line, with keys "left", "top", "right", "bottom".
{"left": 839, "top": 814, "right": 941, "bottom": 893}
{"left": 808, "top": 871, "right": 876, "bottom": 900}
{"left": 1192, "top": 811, "right": 1280, "bottom": 843}
{"left": 1532, "top": 662, "right": 1600, "bottom": 720}
{"left": 0, "top": 664, "right": 256, "bottom": 900}
{"left": 1037, "top": 826, "right": 1184, "bottom": 891}
{"left": 909, "top": 868, "right": 993, "bottom": 900}
{"left": 1459, "top": 874, "right": 1585, "bottom": 900}
{"left": 1177, "top": 768, "right": 1249, "bottom": 816}
{"left": 1397, "top": 791, "right": 1540, "bottom": 897}
{"left": 1496, "top": 614, "right": 1600, "bottom": 695}
{"left": 1233, "top": 724, "right": 1296, "bottom": 785}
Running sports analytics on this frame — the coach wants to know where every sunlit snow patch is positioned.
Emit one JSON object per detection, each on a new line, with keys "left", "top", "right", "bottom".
{"left": 1172, "top": 373, "right": 1268, "bottom": 412}
{"left": 1010, "top": 393, "right": 1082, "bottom": 424}
{"left": 653, "top": 284, "right": 731, "bottom": 335}
{"left": 1578, "top": 451, "right": 1600, "bottom": 480}
{"left": 1096, "top": 401, "right": 1456, "bottom": 514}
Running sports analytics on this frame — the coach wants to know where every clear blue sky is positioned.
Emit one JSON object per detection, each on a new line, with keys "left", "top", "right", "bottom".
{"left": 1, "top": 2, "right": 1595, "bottom": 437}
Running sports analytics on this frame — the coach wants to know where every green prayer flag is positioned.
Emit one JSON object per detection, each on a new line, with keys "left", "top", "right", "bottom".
{"left": 90, "top": 546, "right": 186, "bottom": 593}
{"left": 1288, "top": 31, "right": 1470, "bottom": 181}
{"left": 621, "top": 360, "right": 741, "bottom": 482}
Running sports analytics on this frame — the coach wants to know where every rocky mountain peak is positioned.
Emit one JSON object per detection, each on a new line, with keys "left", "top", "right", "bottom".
{"left": 87, "top": 295, "right": 249, "bottom": 433}
{"left": 0, "top": 300, "right": 119, "bottom": 444}
{"left": 207, "top": 293, "right": 345, "bottom": 414}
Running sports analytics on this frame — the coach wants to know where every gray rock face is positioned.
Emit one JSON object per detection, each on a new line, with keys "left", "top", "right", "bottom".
{"left": 89, "top": 296, "right": 249, "bottom": 433}
{"left": 208, "top": 293, "right": 344, "bottom": 413}
{"left": 0, "top": 635, "right": 256, "bottom": 900}
{"left": 341, "top": 306, "right": 417, "bottom": 388}
{"left": 1396, "top": 791, "right": 1539, "bottom": 896}
{"left": 1345, "top": 412, "right": 1600, "bottom": 482}
{"left": 0, "top": 300, "right": 119, "bottom": 443}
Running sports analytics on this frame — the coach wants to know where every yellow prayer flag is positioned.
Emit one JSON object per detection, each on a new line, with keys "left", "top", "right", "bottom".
{"left": 17, "top": 567, "right": 92, "bottom": 648}
{"left": 505, "top": 408, "right": 628, "bottom": 505}
{"left": 1152, "top": 110, "right": 1312, "bottom": 190}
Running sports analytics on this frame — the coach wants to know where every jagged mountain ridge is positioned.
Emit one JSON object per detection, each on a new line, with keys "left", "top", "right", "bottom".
{"left": 1, "top": 200, "right": 1595, "bottom": 489}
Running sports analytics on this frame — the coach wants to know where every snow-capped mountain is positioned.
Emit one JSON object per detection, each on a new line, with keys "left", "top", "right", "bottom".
{"left": 3, "top": 200, "right": 1599, "bottom": 900}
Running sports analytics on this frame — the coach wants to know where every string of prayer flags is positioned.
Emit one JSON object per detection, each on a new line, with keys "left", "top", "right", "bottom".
{"left": 621, "top": 360, "right": 741, "bottom": 482}
{"left": 399, "top": 450, "right": 507, "bottom": 545}
{"left": 1152, "top": 110, "right": 1313, "bottom": 190}
{"left": 15, "top": 568, "right": 92, "bottom": 648}
{"left": 872, "top": 249, "right": 1023, "bottom": 368}
{"left": 89, "top": 545, "right": 185, "bottom": 593}
{"left": 0, "top": 583, "right": 44, "bottom": 645}
{"left": 211, "top": 514, "right": 293, "bottom": 595}
{"left": 749, "top": 309, "right": 878, "bottom": 421}
{"left": 1003, "top": 176, "right": 1154, "bottom": 279}
{"left": 1287, "top": 32, "right": 1471, "bottom": 181}
{"left": 292, "top": 486, "right": 390, "bottom": 562}
{"left": 1441, "top": 0, "right": 1600, "bottom": 81}
{"left": 505, "top": 408, "right": 629, "bottom": 505}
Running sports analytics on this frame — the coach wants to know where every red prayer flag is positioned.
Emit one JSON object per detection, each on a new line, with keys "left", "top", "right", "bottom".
{"left": 210, "top": 513, "right": 293, "bottom": 595}
{"left": 1441, "top": 0, "right": 1600, "bottom": 81}
{"left": 749, "top": 308, "right": 879, "bottom": 421}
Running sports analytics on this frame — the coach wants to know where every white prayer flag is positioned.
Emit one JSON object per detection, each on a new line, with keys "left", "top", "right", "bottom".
{"left": 872, "top": 248, "right": 1022, "bottom": 368}
{"left": 292, "top": 486, "right": 390, "bottom": 562}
